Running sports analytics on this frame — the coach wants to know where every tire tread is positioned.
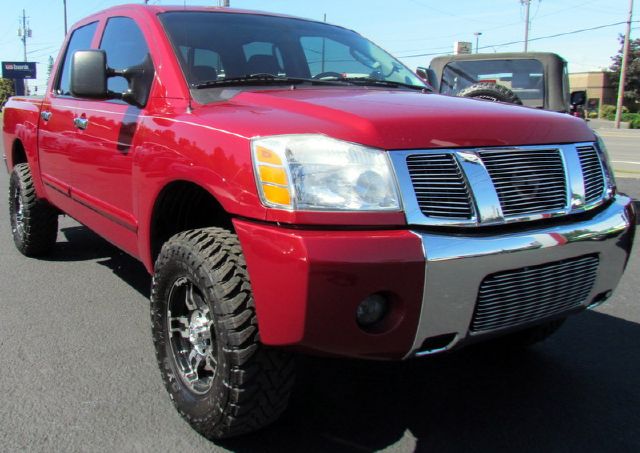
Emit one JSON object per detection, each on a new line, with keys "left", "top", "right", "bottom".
{"left": 9, "top": 163, "right": 58, "bottom": 256}
{"left": 151, "top": 227, "right": 294, "bottom": 439}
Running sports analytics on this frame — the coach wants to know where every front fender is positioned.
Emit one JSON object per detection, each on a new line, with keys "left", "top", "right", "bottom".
{"left": 132, "top": 115, "right": 266, "bottom": 271}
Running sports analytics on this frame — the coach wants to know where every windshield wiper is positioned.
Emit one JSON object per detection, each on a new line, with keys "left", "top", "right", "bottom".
{"left": 192, "top": 74, "right": 352, "bottom": 89}
{"left": 334, "top": 77, "right": 431, "bottom": 92}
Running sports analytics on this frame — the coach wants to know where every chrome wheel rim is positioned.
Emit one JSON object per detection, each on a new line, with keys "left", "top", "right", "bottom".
{"left": 11, "top": 183, "right": 25, "bottom": 239}
{"left": 167, "top": 277, "right": 217, "bottom": 395}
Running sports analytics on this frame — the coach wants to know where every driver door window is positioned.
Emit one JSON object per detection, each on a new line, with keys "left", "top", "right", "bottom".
{"left": 99, "top": 17, "right": 150, "bottom": 93}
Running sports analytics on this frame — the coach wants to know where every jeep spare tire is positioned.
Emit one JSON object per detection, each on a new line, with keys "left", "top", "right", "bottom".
{"left": 458, "top": 82, "right": 523, "bottom": 105}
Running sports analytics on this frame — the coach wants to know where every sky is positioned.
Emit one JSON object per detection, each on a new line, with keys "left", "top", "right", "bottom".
{"left": 0, "top": 0, "right": 637, "bottom": 94}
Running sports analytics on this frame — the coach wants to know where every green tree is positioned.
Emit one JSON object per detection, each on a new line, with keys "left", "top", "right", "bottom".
{"left": 609, "top": 34, "right": 640, "bottom": 112}
{"left": 0, "top": 78, "right": 15, "bottom": 108}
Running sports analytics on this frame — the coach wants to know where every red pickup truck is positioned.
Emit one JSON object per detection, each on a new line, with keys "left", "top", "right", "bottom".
{"left": 2, "top": 4, "right": 636, "bottom": 440}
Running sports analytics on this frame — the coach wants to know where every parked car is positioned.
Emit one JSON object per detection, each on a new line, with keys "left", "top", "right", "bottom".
{"left": 2, "top": 5, "right": 635, "bottom": 440}
{"left": 421, "top": 52, "right": 587, "bottom": 115}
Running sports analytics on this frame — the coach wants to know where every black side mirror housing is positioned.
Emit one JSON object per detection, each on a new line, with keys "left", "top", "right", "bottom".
{"left": 416, "top": 66, "right": 440, "bottom": 92}
{"left": 70, "top": 50, "right": 108, "bottom": 98}
{"left": 570, "top": 90, "right": 586, "bottom": 106}
{"left": 120, "top": 54, "right": 155, "bottom": 108}
{"left": 69, "top": 49, "right": 154, "bottom": 108}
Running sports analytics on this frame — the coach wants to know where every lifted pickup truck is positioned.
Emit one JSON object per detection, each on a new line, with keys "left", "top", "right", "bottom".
{"left": 3, "top": 4, "right": 636, "bottom": 440}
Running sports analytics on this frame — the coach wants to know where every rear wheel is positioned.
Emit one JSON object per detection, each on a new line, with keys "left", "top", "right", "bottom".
{"left": 8, "top": 163, "right": 58, "bottom": 256}
{"left": 151, "top": 227, "right": 294, "bottom": 439}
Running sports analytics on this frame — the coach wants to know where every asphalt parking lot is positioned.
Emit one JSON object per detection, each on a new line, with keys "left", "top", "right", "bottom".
{"left": 0, "top": 136, "right": 638, "bottom": 452}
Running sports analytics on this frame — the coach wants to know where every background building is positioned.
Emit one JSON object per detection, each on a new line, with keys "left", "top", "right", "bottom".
{"left": 569, "top": 71, "right": 616, "bottom": 116}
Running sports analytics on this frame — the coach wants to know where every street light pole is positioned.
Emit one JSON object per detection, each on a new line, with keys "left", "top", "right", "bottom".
{"left": 63, "top": 0, "right": 68, "bottom": 35}
{"left": 522, "top": 0, "right": 531, "bottom": 52}
{"left": 474, "top": 32, "right": 482, "bottom": 53}
{"left": 615, "top": 0, "right": 634, "bottom": 129}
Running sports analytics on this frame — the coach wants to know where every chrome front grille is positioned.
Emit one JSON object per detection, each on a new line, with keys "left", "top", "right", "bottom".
{"left": 478, "top": 149, "right": 567, "bottom": 216}
{"left": 392, "top": 142, "right": 612, "bottom": 227}
{"left": 471, "top": 255, "right": 599, "bottom": 333}
{"left": 406, "top": 154, "right": 473, "bottom": 219}
{"left": 577, "top": 145, "right": 606, "bottom": 204}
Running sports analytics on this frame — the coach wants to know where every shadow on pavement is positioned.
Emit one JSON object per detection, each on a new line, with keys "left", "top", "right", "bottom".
{"left": 222, "top": 311, "right": 640, "bottom": 453}
{"left": 44, "top": 225, "right": 151, "bottom": 298}
{"left": 41, "top": 225, "right": 640, "bottom": 452}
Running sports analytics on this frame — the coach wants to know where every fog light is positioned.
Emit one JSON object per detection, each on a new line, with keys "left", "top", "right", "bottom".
{"left": 356, "top": 294, "right": 388, "bottom": 327}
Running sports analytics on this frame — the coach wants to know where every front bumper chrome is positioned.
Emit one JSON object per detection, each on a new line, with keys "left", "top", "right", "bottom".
{"left": 407, "top": 195, "right": 635, "bottom": 358}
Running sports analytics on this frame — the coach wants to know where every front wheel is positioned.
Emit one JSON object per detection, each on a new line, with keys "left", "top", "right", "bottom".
{"left": 8, "top": 163, "right": 58, "bottom": 256}
{"left": 151, "top": 227, "right": 294, "bottom": 439}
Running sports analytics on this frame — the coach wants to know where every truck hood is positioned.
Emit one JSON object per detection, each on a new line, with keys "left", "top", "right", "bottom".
{"left": 197, "top": 87, "right": 595, "bottom": 149}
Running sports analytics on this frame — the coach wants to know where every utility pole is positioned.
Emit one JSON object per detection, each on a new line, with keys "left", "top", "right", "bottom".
{"left": 474, "top": 32, "right": 482, "bottom": 53}
{"left": 218, "top": 0, "right": 230, "bottom": 6}
{"left": 20, "top": 9, "right": 29, "bottom": 62}
{"left": 18, "top": 9, "right": 32, "bottom": 95}
{"left": 522, "top": 0, "right": 531, "bottom": 52}
{"left": 63, "top": 0, "right": 68, "bottom": 35}
{"left": 615, "top": 0, "right": 634, "bottom": 129}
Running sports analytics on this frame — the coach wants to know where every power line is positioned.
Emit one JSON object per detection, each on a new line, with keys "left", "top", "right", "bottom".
{"left": 407, "top": 0, "right": 520, "bottom": 26}
{"left": 390, "top": 0, "right": 609, "bottom": 56}
{"left": 27, "top": 45, "right": 58, "bottom": 55}
{"left": 398, "top": 20, "right": 640, "bottom": 59}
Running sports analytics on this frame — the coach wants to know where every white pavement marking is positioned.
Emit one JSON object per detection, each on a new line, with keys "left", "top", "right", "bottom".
{"left": 612, "top": 160, "right": 640, "bottom": 165}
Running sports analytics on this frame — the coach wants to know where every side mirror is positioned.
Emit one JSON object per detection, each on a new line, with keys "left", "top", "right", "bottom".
{"left": 570, "top": 90, "right": 586, "bottom": 106}
{"left": 69, "top": 49, "right": 154, "bottom": 108}
{"left": 120, "top": 54, "right": 155, "bottom": 108}
{"left": 416, "top": 66, "right": 439, "bottom": 92}
{"left": 70, "top": 50, "right": 108, "bottom": 98}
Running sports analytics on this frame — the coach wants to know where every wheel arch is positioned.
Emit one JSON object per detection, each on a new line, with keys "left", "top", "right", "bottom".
{"left": 10, "top": 139, "right": 28, "bottom": 169}
{"left": 147, "top": 179, "right": 233, "bottom": 269}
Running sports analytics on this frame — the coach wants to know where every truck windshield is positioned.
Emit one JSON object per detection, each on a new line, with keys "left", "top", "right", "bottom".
{"left": 159, "top": 11, "right": 425, "bottom": 91}
{"left": 440, "top": 59, "right": 545, "bottom": 108}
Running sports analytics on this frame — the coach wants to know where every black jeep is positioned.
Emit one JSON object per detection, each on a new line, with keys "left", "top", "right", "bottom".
{"left": 421, "top": 52, "right": 586, "bottom": 116}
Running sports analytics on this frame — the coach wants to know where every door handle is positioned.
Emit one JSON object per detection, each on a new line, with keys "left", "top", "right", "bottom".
{"left": 40, "top": 110, "right": 52, "bottom": 121}
{"left": 73, "top": 117, "right": 89, "bottom": 130}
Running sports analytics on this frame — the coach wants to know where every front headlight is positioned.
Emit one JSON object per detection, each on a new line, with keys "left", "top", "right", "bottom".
{"left": 594, "top": 132, "right": 617, "bottom": 196}
{"left": 251, "top": 135, "right": 401, "bottom": 211}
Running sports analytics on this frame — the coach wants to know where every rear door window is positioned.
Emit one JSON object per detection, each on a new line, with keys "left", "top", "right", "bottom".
{"left": 55, "top": 22, "right": 98, "bottom": 96}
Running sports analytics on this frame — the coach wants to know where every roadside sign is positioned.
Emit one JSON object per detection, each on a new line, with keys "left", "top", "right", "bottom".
{"left": 2, "top": 62, "right": 36, "bottom": 79}
{"left": 454, "top": 41, "right": 472, "bottom": 55}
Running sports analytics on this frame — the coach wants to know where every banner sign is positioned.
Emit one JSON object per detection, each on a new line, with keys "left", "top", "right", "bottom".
{"left": 2, "top": 62, "right": 36, "bottom": 79}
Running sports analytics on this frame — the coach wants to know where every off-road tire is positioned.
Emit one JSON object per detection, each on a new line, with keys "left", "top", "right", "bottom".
{"left": 151, "top": 227, "right": 295, "bottom": 439}
{"left": 8, "top": 163, "right": 58, "bottom": 256}
{"left": 492, "top": 318, "right": 566, "bottom": 350}
{"left": 458, "top": 82, "right": 523, "bottom": 105}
